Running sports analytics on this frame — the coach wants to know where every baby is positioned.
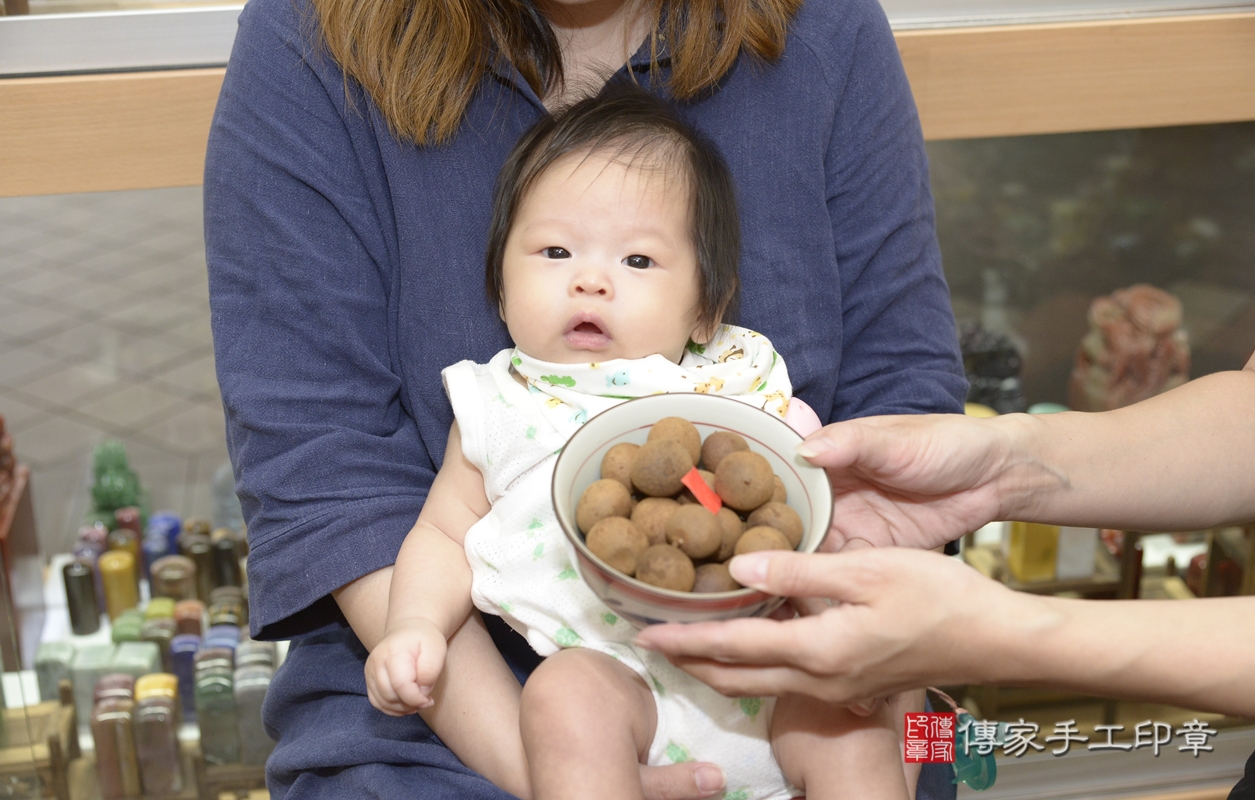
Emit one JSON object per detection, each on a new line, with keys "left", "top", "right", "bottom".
{"left": 364, "top": 89, "right": 909, "bottom": 800}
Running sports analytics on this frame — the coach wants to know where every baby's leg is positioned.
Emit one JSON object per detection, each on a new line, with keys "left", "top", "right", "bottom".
{"left": 772, "top": 695, "right": 910, "bottom": 800}
{"left": 520, "top": 648, "right": 657, "bottom": 800}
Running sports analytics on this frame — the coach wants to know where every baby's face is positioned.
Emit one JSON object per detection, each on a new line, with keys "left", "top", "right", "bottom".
{"left": 500, "top": 150, "right": 702, "bottom": 364}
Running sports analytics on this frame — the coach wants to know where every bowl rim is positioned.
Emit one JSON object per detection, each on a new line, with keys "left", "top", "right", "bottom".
{"left": 552, "top": 393, "right": 833, "bottom": 603}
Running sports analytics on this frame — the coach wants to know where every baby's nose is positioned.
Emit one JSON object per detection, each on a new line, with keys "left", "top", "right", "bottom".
{"left": 572, "top": 267, "right": 612, "bottom": 296}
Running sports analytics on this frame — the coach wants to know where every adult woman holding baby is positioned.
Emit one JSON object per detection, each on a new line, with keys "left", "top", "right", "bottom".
{"left": 204, "top": 0, "right": 966, "bottom": 797}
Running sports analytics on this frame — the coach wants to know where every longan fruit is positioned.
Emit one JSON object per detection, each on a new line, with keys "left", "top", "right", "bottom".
{"left": 586, "top": 517, "right": 649, "bottom": 577}
{"left": 700, "top": 431, "right": 749, "bottom": 472}
{"left": 692, "top": 562, "right": 741, "bottom": 593}
{"left": 771, "top": 475, "right": 787, "bottom": 504}
{"left": 631, "top": 439, "right": 693, "bottom": 497}
{"left": 576, "top": 479, "right": 633, "bottom": 534}
{"left": 665, "top": 504, "right": 721, "bottom": 560}
{"left": 600, "top": 442, "right": 639, "bottom": 491}
{"left": 648, "top": 417, "right": 702, "bottom": 466}
{"left": 713, "top": 507, "right": 747, "bottom": 562}
{"left": 635, "top": 545, "right": 696, "bottom": 592}
{"left": 631, "top": 497, "right": 679, "bottom": 546}
{"left": 733, "top": 525, "right": 792, "bottom": 556}
{"left": 714, "top": 450, "right": 774, "bottom": 511}
{"left": 747, "top": 502, "right": 803, "bottom": 549}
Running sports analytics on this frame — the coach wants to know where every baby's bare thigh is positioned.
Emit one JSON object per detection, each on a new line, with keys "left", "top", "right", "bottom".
{"left": 521, "top": 648, "right": 658, "bottom": 761}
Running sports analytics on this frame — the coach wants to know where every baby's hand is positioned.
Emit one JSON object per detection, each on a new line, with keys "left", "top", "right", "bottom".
{"left": 785, "top": 397, "right": 823, "bottom": 437}
{"left": 365, "top": 618, "right": 448, "bottom": 716}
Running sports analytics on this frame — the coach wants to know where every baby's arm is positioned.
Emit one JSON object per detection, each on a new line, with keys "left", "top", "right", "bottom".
{"left": 366, "top": 420, "right": 485, "bottom": 712}
{"left": 363, "top": 422, "right": 531, "bottom": 797}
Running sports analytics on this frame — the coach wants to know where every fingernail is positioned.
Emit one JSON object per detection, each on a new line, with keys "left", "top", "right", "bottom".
{"left": 418, "top": 685, "right": 433, "bottom": 695}
{"left": 632, "top": 635, "right": 656, "bottom": 651}
{"left": 795, "top": 439, "right": 824, "bottom": 458}
{"left": 728, "top": 554, "right": 768, "bottom": 587}
{"left": 694, "top": 765, "right": 726, "bottom": 794}
{"left": 418, "top": 698, "right": 435, "bottom": 709}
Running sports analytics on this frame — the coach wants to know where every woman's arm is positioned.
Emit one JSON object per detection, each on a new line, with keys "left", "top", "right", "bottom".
{"left": 636, "top": 548, "right": 1255, "bottom": 718}
{"left": 638, "top": 352, "right": 1255, "bottom": 710}
{"left": 1001, "top": 353, "right": 1255, "bottom": 530}
{"left": 794, "top": 351, "right": 1255, "bottom": 552}
{"left": 807, "top": 0, "right": 968, "bottom": 424}
{"left": 206, "top": 1, "right": 432, "bottom": 640}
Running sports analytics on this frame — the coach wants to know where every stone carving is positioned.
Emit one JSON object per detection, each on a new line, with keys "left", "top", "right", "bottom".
{"left": 1069, "top": 284, "right": 1190, "bottom": 411}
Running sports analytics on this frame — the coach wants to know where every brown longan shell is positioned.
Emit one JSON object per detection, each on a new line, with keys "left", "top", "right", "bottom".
{"left": 648, "top": 417, "right": 702, "bottom": 466}
{"left": 771, "top": 475, "right": 787, "bottom": 504}
{"left": 635, "top": 545, "right": 696, "bottom": 592}
{"left": 631, "top": 439, "right": 693, "bottom": 497}
{"left": 747, "top": 502, "right": 803, "bottom": 549}
{"left": 733, "top": 525, "right": 793, "bottom": 555}
{"left": 692, "top": 562, "right": 741, "bottom": 593}
{"left": 631, "top": 497, "right": 679, "bottom": 546}
{"left": 714, "top": 450, "right": 774, "bottom": 511}
{"left": 701, "top": 431, "right": 749, "bottom": 472}
{"left": 576, "top": 479, "right": 633, "bottom": 534}
{"left": 586, "top": 517, "right": 649, "bottom": 577}
{"left": 714, "top": 507, "right": 747, "bottom": 562}
{"left": 665, "top": 504, "right": 721, "bottom": 560}
{"left": 600, "top": 443, "right": 639, "bottom": 491}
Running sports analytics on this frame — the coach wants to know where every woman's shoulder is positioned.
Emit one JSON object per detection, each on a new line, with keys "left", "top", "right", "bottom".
{"left": 234, "top": 0, "right": 311, "bottom": 48}
{"left": 782, "top": 0, "right": 899, "bottom": 84}
{"left": 226, "top": 0, "right": 350, "bottom": 96}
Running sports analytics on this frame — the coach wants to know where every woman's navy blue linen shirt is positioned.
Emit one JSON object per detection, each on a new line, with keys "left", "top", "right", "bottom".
{"left": 205, "top": 0, "right": 968, "bottom": 794}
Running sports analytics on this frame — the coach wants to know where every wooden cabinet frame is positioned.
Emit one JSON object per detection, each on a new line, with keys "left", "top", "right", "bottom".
{"left": 2, "top": 13, "right": 1254, "bottom": 197}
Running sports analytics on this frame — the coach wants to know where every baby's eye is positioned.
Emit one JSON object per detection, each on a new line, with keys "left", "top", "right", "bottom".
{"left": 543, "top": 247, "right": 571, "bottom": 259}
{"left": 623, "top": 254, "right": 653, "bottom": 269}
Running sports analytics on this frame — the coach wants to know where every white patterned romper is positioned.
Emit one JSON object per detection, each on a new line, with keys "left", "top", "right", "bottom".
{"left": 442, "top": 326, "right": 801, "bottom": 800}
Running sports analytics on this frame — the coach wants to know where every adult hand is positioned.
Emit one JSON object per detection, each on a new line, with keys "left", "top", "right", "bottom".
{"left": 635, "top": 548, "right": 1028, "bottom": 704}
{"left": 640, "top": 763, "right": 729, "bottom": 800}
{"left": 799, "top": 413, "right": 1029, "bottom": 553}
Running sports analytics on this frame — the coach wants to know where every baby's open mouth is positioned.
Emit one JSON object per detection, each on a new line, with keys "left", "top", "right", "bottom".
{"left": 565, "top": 314, "right": 611, "bottom": 349}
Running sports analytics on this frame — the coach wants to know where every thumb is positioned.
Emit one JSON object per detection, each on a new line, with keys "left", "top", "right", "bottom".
{"left": 640, "top": 761, "right": 726, "bottom": 800}
{"left": 796, "top": 416, "right": 927, "bottom": 480}
{"left": 794, "top": 421, "right": 866, "bottom": 470}
{"left": 414, "top": 635, "right": 448, "bottom": 689}
{"left": 728, "top": 551, "right": 875, "bottom": 605}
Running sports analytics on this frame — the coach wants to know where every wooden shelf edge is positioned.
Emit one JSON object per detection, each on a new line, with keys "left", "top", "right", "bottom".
{"left": 0, "top": 68, "right": 225, "bottom": 198}
{"left": 898, "top": 12, "right": 1255, "bottom": 141}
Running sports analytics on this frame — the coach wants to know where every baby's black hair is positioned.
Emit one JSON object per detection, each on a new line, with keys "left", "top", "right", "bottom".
{"left": 485, "top": 87, "right": 740, "bottom": 337}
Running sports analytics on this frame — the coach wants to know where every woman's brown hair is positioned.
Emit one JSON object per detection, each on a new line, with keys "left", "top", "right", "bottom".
{"left": 311, "top": 0, "right": 802, "bottom": 145}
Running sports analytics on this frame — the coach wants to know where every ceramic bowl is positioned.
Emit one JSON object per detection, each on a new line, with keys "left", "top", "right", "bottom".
{"left": 552, "top": 393, "right": 832, "bottom": 627}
